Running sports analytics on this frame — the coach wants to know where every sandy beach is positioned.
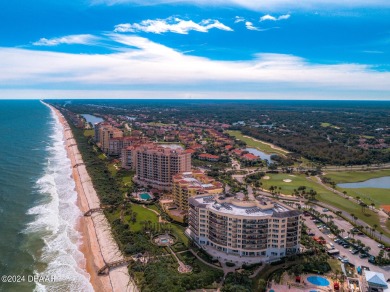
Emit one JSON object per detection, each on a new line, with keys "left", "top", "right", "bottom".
{"left": 49, "top": 105, "right": 137, "bottom": 292}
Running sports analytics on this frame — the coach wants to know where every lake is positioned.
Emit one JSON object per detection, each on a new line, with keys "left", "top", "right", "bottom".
{"left": 337, "top": 176, "right": 390, "bottom": 189}
{"left": 81, "top": 114, "right": 104, "bottom": 125}
{"left": 245, "top": 148, "right": 275, "bottom": 163}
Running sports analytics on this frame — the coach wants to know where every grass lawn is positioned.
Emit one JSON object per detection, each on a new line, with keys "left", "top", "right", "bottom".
{"left": 127, "top": 204, "right": 159, "bottom": 232}
{"left": 328, "top": 258, "right": 342, "bottom": 273}
{"left": 107, "top": 162, "right": 118, "bottom": 176}
{"left": 320, "top": 122, "right": 340, "bottom": 129}
{"left": 98, "top": 153, "right": 106, "bottom": 160}
{"left": 170, "top": 223, "right": 189, "bottom": 247}
{"left": 226, "top": 130, "right": 288, "bottom": 156}
{"left": 83, "top": 129, "right": 94, "bottom": 137}
{"left": 122, "top": 171, "right": 134, "bottom": 186}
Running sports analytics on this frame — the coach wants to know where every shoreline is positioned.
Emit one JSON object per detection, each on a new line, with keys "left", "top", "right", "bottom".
{"left": 48, "top": 104, "right": 137, "bottom": 292}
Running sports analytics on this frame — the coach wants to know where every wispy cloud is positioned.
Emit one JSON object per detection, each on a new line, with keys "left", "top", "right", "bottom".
{"left": 114, "top": 17, "right": 232, "bottom": 34}
{"left": 92, "top": 0, "right": 390, "bottom": 11}
{"left": 245, "top": 21, "right": 261, "bottom": 31}
{"left": 33, "top": 34, "right": 99, "bottom": 46}
{"left": 234, "top": 16, "right": 245, "bottom": 23}
{"left": 1, "top": 35, "right": 390, "bottom": 97}
{"left": 260, "top": 14, "right": 290, "bottom": 21}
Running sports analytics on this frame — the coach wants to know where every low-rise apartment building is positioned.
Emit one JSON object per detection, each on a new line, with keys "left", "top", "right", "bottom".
{"left": 172, "top": 170, "right": 223, "bottom": 212}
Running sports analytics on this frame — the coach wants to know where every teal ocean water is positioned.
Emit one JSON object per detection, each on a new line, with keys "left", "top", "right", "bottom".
{"left": 0, "top": 101, "right": 92, "bottom": 291}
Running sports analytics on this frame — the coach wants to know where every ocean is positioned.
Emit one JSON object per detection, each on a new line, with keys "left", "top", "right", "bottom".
{"left": 0, "top": 101, "right": 92, "bottom": 292}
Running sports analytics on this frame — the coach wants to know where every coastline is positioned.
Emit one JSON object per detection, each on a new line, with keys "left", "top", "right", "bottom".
{"left": 48, "top": 104, "right": 137, "bottom": 292}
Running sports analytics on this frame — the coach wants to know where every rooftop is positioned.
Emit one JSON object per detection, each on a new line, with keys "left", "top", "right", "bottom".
{"left": 189, "top": 194, "right": 298, "bottom": 217}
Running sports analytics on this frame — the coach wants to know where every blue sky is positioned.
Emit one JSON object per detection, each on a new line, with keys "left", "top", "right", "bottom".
{"left": 0, "top": 0, "right": 390, "bottom": 99}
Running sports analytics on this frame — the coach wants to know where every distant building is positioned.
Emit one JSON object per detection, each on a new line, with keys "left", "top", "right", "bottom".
{"left": 98, "top": 124, "right": 123, "bottom": 154}
{"left": 187, "top": 194, "right": 301, "bottom": 260}
{"left": 133, "top": 144, "right": 191, "bottom": 191}
{"left": 172, "top": 170, "right": 223, "bottom": 212}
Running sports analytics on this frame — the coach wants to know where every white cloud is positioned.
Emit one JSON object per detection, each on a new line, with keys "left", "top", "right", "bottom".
{"left": 260, "top": 14, "right": 290, "bottom": 21}
{"left": 114, "top": 17, "right": 232, "bottom": 34}
{"left": 1, "top": 35, "right": 390, "bottom": 99}
{"left": 234, "top": 16, "right": 245, "bottom": 23}
{"left": 33, "top": 34, "right": 99, "bottom": 46}
{"left": 245, "top": 21, "right": 261, "bottom": 31}
{"left": 91, "top": 0, "right": 390, "bottom": 11}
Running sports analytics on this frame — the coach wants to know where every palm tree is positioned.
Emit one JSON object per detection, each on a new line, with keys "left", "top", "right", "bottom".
{"left": 373, "top": 224, "right": 378, "bottom": 237}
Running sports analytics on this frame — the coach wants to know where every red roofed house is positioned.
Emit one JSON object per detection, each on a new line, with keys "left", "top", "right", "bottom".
{"left": 242, "top": 153, "right": 260, "bottom": 161}
{"left": 198, "top": 153, "right": 220, "bottom": 162}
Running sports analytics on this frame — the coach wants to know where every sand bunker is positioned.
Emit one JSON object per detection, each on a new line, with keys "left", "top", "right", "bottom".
{"left": 283, "top": 179, "right": 292, "bottom": 183}
{"left": 263, "top": 176, "right": 270, "bottom": 180}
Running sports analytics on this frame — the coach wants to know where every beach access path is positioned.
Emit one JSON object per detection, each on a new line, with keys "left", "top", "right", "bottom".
{"left": 51, "top": 105, "right": 138, "bottom": 292}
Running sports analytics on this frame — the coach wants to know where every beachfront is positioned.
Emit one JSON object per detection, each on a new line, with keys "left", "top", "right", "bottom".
{"left": 49, "top": 104, "right": 137, "bottom": 292}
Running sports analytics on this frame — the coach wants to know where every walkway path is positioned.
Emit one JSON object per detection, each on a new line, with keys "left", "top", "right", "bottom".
{"left": 142, "top": 205, "right": 166, "bottom": 223}
{"left": 189, "top": 249, "right": 223, "bottom": 271}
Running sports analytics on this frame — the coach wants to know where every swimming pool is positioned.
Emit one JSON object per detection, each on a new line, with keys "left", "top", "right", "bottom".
{"left": 140, "top": 193, "right": 152, "bottom": 200}
{"left": 307, "top": 276, "right": 330, "bottom": 286}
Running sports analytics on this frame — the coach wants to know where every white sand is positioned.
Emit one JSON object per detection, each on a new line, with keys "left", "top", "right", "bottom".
{"left": 51, "top": 105, "right": 137, "bottom": 292}
{"left": 283, "top": 179, "right": 292, "bottom": 183}
{"left": 263, "top": 176, "right": 270, "bottom": 180}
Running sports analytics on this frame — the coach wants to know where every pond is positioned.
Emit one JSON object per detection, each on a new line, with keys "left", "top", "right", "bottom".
{"left": 245, "top": 148, "right": 275, "bottom": 163}
{"left": 337, "top": 176, "right": 390, "bottom": 189}
{"left": 81, "top": 114, "right": 104, "bottom": 125}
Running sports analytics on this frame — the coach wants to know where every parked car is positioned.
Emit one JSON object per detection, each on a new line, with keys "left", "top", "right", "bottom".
{"left": 359, "top": 253, "right": 369, "bottom": 259}
{"left": 378, "top": 244, "right": 385, "bottom": 249}
{"left": 341, "top": 258, "right": 349, "bottom": 263}
{"left": 351, "top": 249, "right": 359, "bottom": 255}
{"left": 368, "top": 256, "right": 376, "bottom": 264}
{"left": 323, "top": 208, "right": 329, "bottom": 212}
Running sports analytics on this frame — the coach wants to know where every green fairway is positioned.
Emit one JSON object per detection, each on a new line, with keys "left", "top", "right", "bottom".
{"left": 226, "top": 130, "right": 288, "bottom": 156}
{"left": 261, "top": 173, "right": 321, "bottom": 195}
{"left": 260, "top": 173, "right": 390, "bottom": 237}
{"left": 324, "top": 170, "right": 390, "bottom": 205}
{"left": 325, "top": 170, "right": 390, "bottom": 183}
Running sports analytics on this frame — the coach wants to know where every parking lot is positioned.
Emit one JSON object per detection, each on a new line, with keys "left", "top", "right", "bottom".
{"left": 303, "top": 208, "right": 390, "bottom": 280}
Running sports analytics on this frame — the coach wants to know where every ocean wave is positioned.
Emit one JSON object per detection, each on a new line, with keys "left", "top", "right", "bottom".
{"left": 25, "top": 108, "right": 93, "bottom": 292}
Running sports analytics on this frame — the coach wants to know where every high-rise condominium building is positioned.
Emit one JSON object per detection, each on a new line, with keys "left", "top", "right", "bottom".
{"left": 187, "top": 194, "right": 301, "bottom": 261}
{"left": 133, "top": 144, "right": 191, "bottom": 191}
